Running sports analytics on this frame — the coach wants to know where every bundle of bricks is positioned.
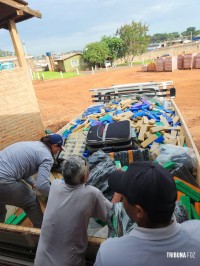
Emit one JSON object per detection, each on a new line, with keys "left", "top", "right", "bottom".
{"left": 177, "top": 55, "right": 184, "bottom": 70}
{"left": 164, "top": 56, "right": 178, "bottom": 71}
{"left": 147, "top": 62, "right": 156, "bottom": 71}
{"left": 183, "top": 54, "right": 193, "bottom": 69}
{"left": 141, "top": 65, "right": 148, "bottom": 72}
{"left": 194, "top": 53, "right": 200, "bottom": 69}
{"left": 155, "top": 57, "right": 165, "bottom": 72}
{"left": 142, "top": 57, "right": 178, "bottom": 72}
{"left": 141, "top": 53, "right": 200, "bottom": 72}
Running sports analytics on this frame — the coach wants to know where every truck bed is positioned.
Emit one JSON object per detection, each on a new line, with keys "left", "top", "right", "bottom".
{"left": 0, "top": 81, "right": 200, "bottom": 264}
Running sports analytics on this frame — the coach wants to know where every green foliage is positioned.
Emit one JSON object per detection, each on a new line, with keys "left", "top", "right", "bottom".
{"left": 0, "top": 49, "right": 14, "bottom": 57}
{"left": 194, "top": 30, "right": 200, "bottom": 36}
{"left": 150, "top": 32, "right": 180, "bottom": 43}
{"left": 181, "top": 27, "right": 199, "bottom": 39}
{"left": 100, "top": 36, "right": 124, "bottom": 62}
{"left": 116, "top": 21, "right": 149, "bottom": 62}
{"left": 150, "top": 33, "right": 168, "bottom": 43}
{"left": 186, "top": 27, "right": 196, "bottom": 32}
{"left": 82, "top": 41, "right": 109, "bottom": 66}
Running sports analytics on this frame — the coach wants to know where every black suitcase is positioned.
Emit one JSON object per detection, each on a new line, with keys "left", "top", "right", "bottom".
{"left": 86, "top": 120, "right": 133, "bottom": 152}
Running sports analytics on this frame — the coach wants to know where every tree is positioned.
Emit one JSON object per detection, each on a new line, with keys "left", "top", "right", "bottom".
{"left": 82, "top": 41, "right": 109, "bottom": 67}
{"left": 116, "top": 21, "right": 149, "bottom": 62}
{"left": 181, "top": 27, "right": 197, "bottom": 39}
{"left": 100, "top": 36, "right": 124, "bottom": 63}
{"left": 150, "top": 33, "right": 168, "bottom": 43}
{"left": 186, "top": 27, "right": 196, "bottom": 32}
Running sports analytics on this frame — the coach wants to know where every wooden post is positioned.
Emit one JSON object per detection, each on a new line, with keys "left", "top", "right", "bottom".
{"left": 8, "top": 20, "right": 28, "bottom": 70}
{"left": 75, "top": 68, "right": 79, "bottom": 75}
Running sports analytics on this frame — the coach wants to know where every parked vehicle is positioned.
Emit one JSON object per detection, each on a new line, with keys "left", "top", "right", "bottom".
{"left": 104, "top": 60, "right": 111, "bottom": 67}
{"left": 0, "top": 81, "right": 200, "bottom": 265}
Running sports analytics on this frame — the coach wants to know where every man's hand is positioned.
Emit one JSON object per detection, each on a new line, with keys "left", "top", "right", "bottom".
{"left": 32, "top": 183, "right": 36, "bottom": 190}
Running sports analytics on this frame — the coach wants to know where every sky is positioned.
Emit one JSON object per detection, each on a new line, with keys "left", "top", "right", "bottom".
{"left": 1, "top": 0, "right": 199, "bottom": 56}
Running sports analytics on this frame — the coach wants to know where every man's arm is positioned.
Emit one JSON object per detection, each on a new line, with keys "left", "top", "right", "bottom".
{"left": 36, "top": 159, "right": 53, "bottom": 197}
{"left": 93, "top": 190, "right": 113, "bottom": 221}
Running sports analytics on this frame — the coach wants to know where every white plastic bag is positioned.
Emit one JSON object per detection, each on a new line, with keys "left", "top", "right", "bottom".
{"left": 156, "top": 144, "right": 197, "bottom": 171}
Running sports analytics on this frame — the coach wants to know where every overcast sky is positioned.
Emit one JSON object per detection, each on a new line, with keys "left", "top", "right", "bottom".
{"left": 1, "top": 0, "right": 199, "bottom": 56}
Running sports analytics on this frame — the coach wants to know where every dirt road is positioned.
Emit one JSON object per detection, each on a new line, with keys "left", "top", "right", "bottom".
{"left": 33, "top": 67, "right": 200, "bottom": 152}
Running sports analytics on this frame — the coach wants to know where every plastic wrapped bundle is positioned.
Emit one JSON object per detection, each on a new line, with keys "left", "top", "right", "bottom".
{"left": 171, "top": 163, "right": 199, "bottom": 188}
{"left": 156, "top": 144, "right": 197, "bottom": 172}
{"left": 107, "top": 202, "right": 135, "bottom": 237}
{"left": 174, "top": 201, "right": 189, "bottom": 223}
{"left": 87, "top": 150, "right": 117, "bottom": 200}
{"left": 107, "top": 201, "right": 188, "bottom": 238}
{"left": 109, "top": 148, "right": 150, "bottom": 166}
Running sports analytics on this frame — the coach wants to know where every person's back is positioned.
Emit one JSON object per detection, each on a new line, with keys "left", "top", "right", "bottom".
{"left": 0, "top": 141, "right": 53, "bottom": 181}
{"left": 94, "top": 161, "right": 200, "bottom": 266}
{"left": 95, "top": 219, "right": 200, "bottom": 265}
{"left": 35, "top": 156, "right": 112, "bottom": 266}
{"left": 0, "top": 134, "right": 65, "bottom": 227}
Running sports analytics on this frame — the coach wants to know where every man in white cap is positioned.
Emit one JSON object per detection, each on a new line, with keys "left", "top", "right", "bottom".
{"left": 0, "top": 133, "right": 65, "bottom": 227}
{"left": 94, "top": 161, "right": 200, "bottom": 266}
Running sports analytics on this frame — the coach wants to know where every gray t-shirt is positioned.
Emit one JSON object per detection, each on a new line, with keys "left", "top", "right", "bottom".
{"left": 0, "top": 141, "right": 53, "bottom": 196}
{"left": 94, "top": 219, "right": 200, "bottom": 266}
{"left": 35, "top": 179, "right": 113, "bottom": 266}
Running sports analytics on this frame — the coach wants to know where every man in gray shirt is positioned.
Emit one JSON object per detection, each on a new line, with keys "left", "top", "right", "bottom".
{"left": 94, "top": 161, "right": 200, "bottom": 266}
{"left": 35, "top": 155, "right": 113, "bottom": 266}
{"left": 0, "top": 133, "right": 65, "bottom": 228}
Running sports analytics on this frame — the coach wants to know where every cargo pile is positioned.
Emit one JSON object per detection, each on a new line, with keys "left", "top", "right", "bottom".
{"left": 141, "top": 53, "right": 200, "bottom": 72}
{"left": 57, "top": 95, "right": 200, "bottom": 220}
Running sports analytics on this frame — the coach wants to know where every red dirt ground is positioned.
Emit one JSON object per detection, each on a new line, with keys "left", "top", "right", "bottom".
{"left": 33, "top": 67, "right": 200, "bottom": 152}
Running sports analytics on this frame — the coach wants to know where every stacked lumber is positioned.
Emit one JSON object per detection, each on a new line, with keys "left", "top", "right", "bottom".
{"left": 177, "top": 55, "right": 183, "bottom": 69}
{"left": 194, "top": 53, "right": 200, "bottom": 69}
{"left": 183, "top": 54, "right": 193, "bottom": 69}
{"left": 164, "top": 56, "right": 177, "bottom": 71}
{"left": 147, "top": 62, "right": 156, "bottom": 71}
{"left": 155, "top": 57, "right": 164, "bottom": 72}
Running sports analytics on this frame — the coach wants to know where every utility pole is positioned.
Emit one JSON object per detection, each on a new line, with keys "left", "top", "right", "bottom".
{"left": 22, "top": 40, "right": 33, "bottom": 80}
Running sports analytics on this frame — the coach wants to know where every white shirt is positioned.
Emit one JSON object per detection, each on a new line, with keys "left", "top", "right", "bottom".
{"left": 35, "top": 179, "right": 113, "bottom": 266}
{"left": 94, "top": 218, "right": 200, "bottom": 266}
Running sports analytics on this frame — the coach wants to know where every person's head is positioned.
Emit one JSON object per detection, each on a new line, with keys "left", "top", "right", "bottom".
{"left": 108, "top": 161, "right": 177, "bottom": 228}
{"left": 62, "top": 155, "right": 89, "bottom": 186}
{"left": 41, "top": 134, "right": 65, "bottom": 155}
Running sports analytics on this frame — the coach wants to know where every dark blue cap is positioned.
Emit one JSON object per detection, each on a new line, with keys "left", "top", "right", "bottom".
{"left": 48, "top": 134, "right": 65, "bottom": 150}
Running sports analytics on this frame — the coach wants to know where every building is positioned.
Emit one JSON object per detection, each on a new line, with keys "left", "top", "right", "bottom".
{"left": 0, "top": 0, "right": 44, "bottom": 150}
{"left": 54, "top": 53, "right": 84, "bottom": 72}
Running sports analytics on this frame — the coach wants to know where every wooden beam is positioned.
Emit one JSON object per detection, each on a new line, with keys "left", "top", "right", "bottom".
{"left": 0, "top": 0, "right": 42, "bottom": 18}
{"left": 16, "top": 9, "right": 24, "bottom": 15}
{"left": 0, "top": 14, "right": 17, "bottom": 27}
{"left": 8, "top": 19, "right": 27, "bottom": 69}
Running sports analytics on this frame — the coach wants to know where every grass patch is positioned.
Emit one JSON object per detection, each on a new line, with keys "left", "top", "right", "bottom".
{"left": 33, "top": 71, "right": 79, "bottom": 80}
